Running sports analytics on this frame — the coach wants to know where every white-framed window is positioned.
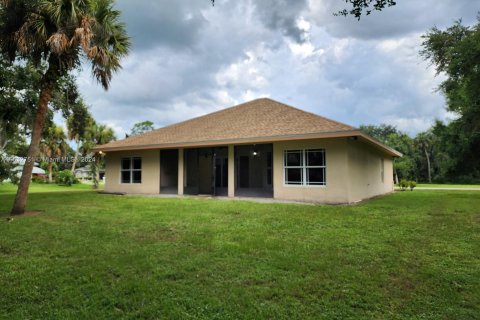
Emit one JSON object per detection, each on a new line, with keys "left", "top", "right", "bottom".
{"left": 121, "top": 157, "right": 142, "bottom": 184}
{"left": 284, "top": 149, "right": 326, "bottom": 186}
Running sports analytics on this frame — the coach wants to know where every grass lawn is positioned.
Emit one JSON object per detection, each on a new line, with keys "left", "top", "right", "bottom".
{"left": 416, "top": 183, "right": 480, "bottom": 189}
{"left": 0, "top": 185, "right": 478, "bottom": 319}
{"left": 0, "top": 182, "right": 99, "bottom": 194}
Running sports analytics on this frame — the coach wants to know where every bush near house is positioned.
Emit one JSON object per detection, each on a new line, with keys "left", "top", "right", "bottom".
{"left": 56, "top": 170, "right": 77, "bottom": 186}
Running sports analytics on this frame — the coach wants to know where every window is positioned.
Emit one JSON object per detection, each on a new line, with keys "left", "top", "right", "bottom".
{"left": 284, "top": 149, "right": 326, "bottom": 186}
{"left": 121, "top": 157, "right": 142, "bottom": 184}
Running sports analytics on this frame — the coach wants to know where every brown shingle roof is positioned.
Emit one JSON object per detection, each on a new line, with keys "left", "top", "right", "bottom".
{"left": 95, "top": 98, "right": 401, "bottom": 156}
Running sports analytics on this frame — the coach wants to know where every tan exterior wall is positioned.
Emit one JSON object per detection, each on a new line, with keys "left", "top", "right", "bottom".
{"left": 273, "top": 138, "right": 350, "bottom": 203}
{"left": 347, "top": 139, "right": 394, "bottom": 202}
{"left": 273, "top": 138, "right": 394, "bottom": 203}
{"left": 104, "top": 138, "right": 394, "bottom": 203}
{"left": 105, "top": 149, "right": 160, "bottom": 194}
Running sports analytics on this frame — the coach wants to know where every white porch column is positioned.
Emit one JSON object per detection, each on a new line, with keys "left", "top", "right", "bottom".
{"left": 228, "top": 145, "right": 235, "bottom": 197}
{"left": 178, "top": 148, "right": 184, "bottom": 195}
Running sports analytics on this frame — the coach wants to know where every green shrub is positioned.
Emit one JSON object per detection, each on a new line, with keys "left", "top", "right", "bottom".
{"left": 57, "top": 170, "right": 75, "bottom": 186}
{"left": 32, "top": 175, "right": 47, "bottom": 183}
{"left": 399, "top": 179, "right": 408, "bottom": 191}
{"left": 409, "top": 180, "right": 417, "bottom": 191}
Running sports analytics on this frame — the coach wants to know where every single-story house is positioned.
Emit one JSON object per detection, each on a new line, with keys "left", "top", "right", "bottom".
{"left": 74, "top": 165, "right": 91, "bottom": 179}
{"left": 94, "top": 98, "right": 401, "bottom": 204}
{"left": 7, "top": 155, "right": 46, "bottom": 179}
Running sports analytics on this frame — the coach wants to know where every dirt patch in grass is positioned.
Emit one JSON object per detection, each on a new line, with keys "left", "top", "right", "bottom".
{"left": 4, "top": 211, "right": 42, "bottom": 220}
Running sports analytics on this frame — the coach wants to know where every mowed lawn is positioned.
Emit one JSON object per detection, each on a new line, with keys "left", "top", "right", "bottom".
{"left": 0, "top": 184, "right": 479, "bottom": 319}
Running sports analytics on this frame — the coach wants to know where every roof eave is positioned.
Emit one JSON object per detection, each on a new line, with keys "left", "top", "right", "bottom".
{"left": 93, "top": 130, "right": 402, "bottom": 157}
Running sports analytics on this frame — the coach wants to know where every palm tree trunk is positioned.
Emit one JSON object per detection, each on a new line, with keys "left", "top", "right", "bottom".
{"left": 48, "top": 162, "right": 53, "bottom": 183}
{"left": 10, "top": 62, "right": 58, "bottom": 216}
{"left": 93, "top": 157, "right": 100, "bottom": 189}
{"left": 71, "top": 138, "right": 80, "bottom": 173}
{"left": 424, "top": 148, "right": 432, "bottom": 183}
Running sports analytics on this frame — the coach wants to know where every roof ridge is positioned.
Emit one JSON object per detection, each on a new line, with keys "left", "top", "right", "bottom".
{"left": 110, "top": 100, "right": 258, "bottom": 143}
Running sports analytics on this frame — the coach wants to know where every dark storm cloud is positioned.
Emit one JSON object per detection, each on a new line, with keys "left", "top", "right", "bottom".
{"left": 253, "top": 0, "right": 309, "bottom": 43}
{"left": 116, "top": 0, "right": 210, "bottom": 50}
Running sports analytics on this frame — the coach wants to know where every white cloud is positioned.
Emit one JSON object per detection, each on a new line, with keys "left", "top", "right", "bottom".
{"left": 71, "top": 0, "right": 477, "bottom": 138}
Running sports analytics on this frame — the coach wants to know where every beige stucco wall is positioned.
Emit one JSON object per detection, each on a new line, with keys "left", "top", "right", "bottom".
{"left": 104, "top": 149, "right": 160, "bottom": 194}
{"left": 347, "top": 139, "right": 394, "bottom": 202}
{"left": 273, "top": 138, "right": 350, "bottom": 204}
{"left": 104, "top": 138, "right": 394, "bottom": 203}
{"left": 273, "top": 138, "right": 394, "bottom": 204}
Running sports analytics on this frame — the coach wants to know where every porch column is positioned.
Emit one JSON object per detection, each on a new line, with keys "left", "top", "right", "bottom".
{"left": 228, "top": 145, "right": 235, "bottom": 197}
{"left": 178, "top": 148, "right": 184, "bottom": 195}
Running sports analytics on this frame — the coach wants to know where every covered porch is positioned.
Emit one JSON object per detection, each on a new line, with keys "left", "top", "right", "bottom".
{"left": 160, "top": 144, "right": 273, "bottom": 198}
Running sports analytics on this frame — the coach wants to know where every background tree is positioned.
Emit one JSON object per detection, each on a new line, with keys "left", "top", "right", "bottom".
{"left": 82, "top": 122, "right": 116, "bottom": 189}
{"left": 130, "top": 121, "right": 154, "bottom": 136}
{"left": 40, "top": 125, "right": 67, "bottom": 183}
{"left": 414, "top": 131, "right": 435, "bottom": 183}
{"left": 66, "top": 101, "right": 93, "bottom": 173}
{"left": 0, "top": 0, "right": 130, "bottom": 215}
{"left": 421, "top": 18, "right": 480, "bottom": 182}
{"left": 335, "top": 0, "right": 397, "bottom": 19}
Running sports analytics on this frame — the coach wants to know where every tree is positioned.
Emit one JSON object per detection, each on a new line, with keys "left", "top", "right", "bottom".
{"left": 360, "top": 124, "right": 398, "bottom": 144}
{"left": 421, "top": 19, "right": 480, "bottom": 182}
{"left": 414, "top": 131, "right": 435, "bottom": 183}
{"left": 82, "top": 123, "right": 115, "bottom": 189}
{"left": 40, "top": 124, "right": 67, "bottom": 183}
{"left": 130, "top": 121, "right": 154, "bottom": 136}
{"left": 66, "top": 101, "right": 93, "bottom": 173}
{"left": 335, "top": 0, "right": 397, "bottom": 19}
{"left": 0, "top": 54, "right": 40, "bottom": 152}
{"left": 0, "top": 0, "right": 130, "bottom": 215}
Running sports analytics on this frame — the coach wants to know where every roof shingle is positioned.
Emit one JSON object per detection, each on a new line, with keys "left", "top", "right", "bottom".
{"left": 97, "top": 98, "right": 359, "bottom": 151}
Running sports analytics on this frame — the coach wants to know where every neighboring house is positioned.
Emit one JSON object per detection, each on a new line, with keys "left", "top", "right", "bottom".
{"left": 9, "top": 156, "right": 46, "bottom": 179}
{"left": 94, "top": 98, "right": 401, "bottom": 204}
{"left": 74, "top": 165, "right": 91, "bottom": 179}
{"left": 75, "top": 165, "right": 105, "bottom": 180}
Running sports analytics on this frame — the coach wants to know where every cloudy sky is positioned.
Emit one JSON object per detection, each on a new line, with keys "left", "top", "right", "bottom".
{"left": 75, "top": 0, "right": 478, "bottom": 138}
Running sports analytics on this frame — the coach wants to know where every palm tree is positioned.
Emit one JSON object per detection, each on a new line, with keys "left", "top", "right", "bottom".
{"left": 82, "top": 123, "right": 115, "bottom": 189}
{"left": 66, "top": 101, "right": 92, "bottom": 174}
{"left": 40, "top": 125, "right": 67, "bottom": 183}
{"left": 415, "top": 131, "right": 435, "bottom": 183}
{"left": 0, "top": 0, "right": 130, "bottom": 215}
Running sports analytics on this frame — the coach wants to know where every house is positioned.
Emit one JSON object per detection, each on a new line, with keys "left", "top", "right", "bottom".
{"left": 8, "top": 155, "right": 46, "bottom": 180}
{"left": 74, "top": 165, "right": 105, "bottom": 181}
{"left": 94, "top": 98, "right": 401, "bottom": 203}
{"left": 74, "top": 166, "right": 91, "bottom": 179}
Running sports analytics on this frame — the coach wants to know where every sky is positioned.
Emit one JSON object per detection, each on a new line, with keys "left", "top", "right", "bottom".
{"left": 73, "top": 0, "right": 478, "bottom": 138}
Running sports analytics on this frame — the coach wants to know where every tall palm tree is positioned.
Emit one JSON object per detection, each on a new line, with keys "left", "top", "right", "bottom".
{"left": 0, "top": 0, "right": 130, "bottom": 215}
{"left": 66, "top": 100, "right": 92, "bottom": 173}
{"left": 82, "top": 123, "right": 115, "bottom": 189}
{"left": 40, "top": 125, "right": 67, "bottom": 183}
{"left": 415, "top": 131, "right": 435, "bottom": 183}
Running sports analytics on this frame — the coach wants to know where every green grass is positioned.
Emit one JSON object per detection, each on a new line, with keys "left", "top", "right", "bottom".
{"left": 416, "top": 183, "right": 480, "bottom": 189}
{"left": 0, "top": 182, "right": 102, "bottom": 194}
{"left": 0, "top": 185, "right": 479, "bottom": 319}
